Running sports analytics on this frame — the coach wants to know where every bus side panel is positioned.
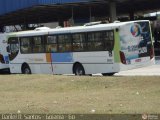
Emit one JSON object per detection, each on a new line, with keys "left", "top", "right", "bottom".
{"left": 73, "top": 51, "right": 119, "bottom": 74}
{"left": 10, "top": 53, "right": 53, "bottom": 74}
{"left": 52, "top": 64, "right": 73, "bottom": 74}
{"left": 0, "top": 63, "right": 9, "bottom": 70}
{"left": 50, "top": 52, "right": 73, "bottom": 74}
{"left": 9, "top": 63, "right": 21, "bottom": 73}
{"left": 31, "top": 64, "right": 52, "bottom": 74}
{"left": 49, "top": 51, "right": 119, "bottom": 74}
{"left": 82, "top": 63, "right": 119, "bottom": 74}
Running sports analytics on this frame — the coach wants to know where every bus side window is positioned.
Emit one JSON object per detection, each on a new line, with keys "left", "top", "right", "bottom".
{"left": 46, "top": 36, "right": 57, "bottom": 53}
{"left": 103, "top": 31, "right": 114, "bottom": 51}
{"left": 72, "top": 33, "right": 86, "bottom": 52}
{"left": 32, "top": 36, "right": 44, "bottom": 53}
{"left": 20, "top": 37, "right": 32, "bottom": 53}
{"left": 58, "top": 34, "right": 72, "bottom": 52}
{"left": 87, "top": 32, "right": 104, "bottom": 51}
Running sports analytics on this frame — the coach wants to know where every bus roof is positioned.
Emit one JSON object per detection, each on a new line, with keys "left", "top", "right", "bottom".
{"left": 48, "top": 20, "right": 149, "bottom": 34}
{"left": 8, "top": 20, "right": 150, "bottom": 37}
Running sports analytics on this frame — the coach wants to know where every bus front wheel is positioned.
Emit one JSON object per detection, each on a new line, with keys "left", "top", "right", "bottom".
{"left": 73, "top": 64, "right": 85, "bottom": 76}
{"left": 22, "top": 64, "right": 31, "bottom": 74}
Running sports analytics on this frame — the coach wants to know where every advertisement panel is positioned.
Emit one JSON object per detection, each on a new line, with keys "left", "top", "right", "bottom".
{"left": 120, "top": 21, "right": 152, "bottom": 64}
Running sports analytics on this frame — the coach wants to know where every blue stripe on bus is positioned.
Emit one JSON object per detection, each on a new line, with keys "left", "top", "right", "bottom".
{"left": 51, "top": 53, "right": 73, "bottom": 62}
{"left": 4, "top": 56, "right": 9, "bottom": 64}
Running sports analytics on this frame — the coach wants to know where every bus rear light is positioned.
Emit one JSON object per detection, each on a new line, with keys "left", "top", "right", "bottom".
{"left": 150, "top": 46, "right": 154, "bottom": 59}
{"left": 120, "top": 51, "right": 126, "bottom": 64}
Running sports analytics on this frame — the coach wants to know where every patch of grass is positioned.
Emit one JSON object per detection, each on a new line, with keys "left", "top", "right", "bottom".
{"left": 0, "top": 75, "right": 159, "bottom": 114}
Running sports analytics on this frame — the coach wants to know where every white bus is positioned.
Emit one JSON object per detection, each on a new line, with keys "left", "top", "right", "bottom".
{"left": 0, "top": 33, "right": 9, "bottom": 71}
{"left": 7, "top": 20, "right": 155, "bottom": 75}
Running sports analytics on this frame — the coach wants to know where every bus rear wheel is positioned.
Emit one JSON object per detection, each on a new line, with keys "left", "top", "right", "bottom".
{"left": 74, "top": 64, "right": 85, "bottom": 76}
{"left": 22, "top": 64, "right": 31, "bottom": 74}
{"left": 102, "top": 73, "right": 115, "bottom": 76}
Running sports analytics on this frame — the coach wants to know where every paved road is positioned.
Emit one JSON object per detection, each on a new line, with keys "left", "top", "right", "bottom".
{"left": 115, "top": 59, "right": 160, "bottom": 76}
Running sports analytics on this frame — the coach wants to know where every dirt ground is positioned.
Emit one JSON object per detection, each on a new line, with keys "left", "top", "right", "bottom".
{"left": 0, "top": 75, "right": 159, "bottom": 114}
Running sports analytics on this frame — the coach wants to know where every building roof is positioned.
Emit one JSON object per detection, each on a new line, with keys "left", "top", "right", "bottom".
{"left": 0, "top": 0, "right": 159, "bottom": 27}
{"left": 0, "top": 0, "right": 93, "bottom": 16}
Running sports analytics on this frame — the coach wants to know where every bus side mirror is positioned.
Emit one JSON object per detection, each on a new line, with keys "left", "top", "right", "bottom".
{"left": 7, "top": 46, "right": 10, "bottom": 53}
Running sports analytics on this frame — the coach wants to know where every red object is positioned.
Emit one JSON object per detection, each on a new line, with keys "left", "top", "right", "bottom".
{"left": 135, "top": 59, "right": 141, "bottom": 62}
{"left": 120, "top": 51, "right": 126, "bottom": 64}
{"left": 150, "top": 46, "right": 154, "bottom": 59}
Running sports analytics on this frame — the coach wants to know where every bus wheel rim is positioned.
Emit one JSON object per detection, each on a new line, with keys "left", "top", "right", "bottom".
{"left": 76, "top": 68, "right": 83, "bottom": 75}
{"left": 24, "top": 68, "right": 30, "bottom": 74}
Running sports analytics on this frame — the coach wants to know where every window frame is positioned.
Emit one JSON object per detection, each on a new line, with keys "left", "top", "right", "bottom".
{"left": 46, "top": 35, "right": 58, "bottom": 53}
{"left": 8, "top": 37, "right": 19, "bottom": 54}
{"left": 32, "top": 36, "right": 45, "bottom": 53}
{"left": 19, "top": 30, "right": 114, "bottom": 54}
{"left": 86, "top": 30, "right": 114, "bottom": 51}
{"left": 72, "top": 32, "right": 87, "bottom": 52}
{"left": 20, "top": 36, "right": 32, "bottom": 54}
{"left": 20, "top": 35, "right": 45, "bottom": 54}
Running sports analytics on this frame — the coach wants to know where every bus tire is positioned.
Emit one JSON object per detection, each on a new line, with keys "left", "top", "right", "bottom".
{"left": 22, "top": 64, "right": 31, "bottom": 74}
{"left": 102, "top": 73, "right": 115, "bottom": 76}
{"left": 73, "top": 63, "right": 85, "bottom": 76}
